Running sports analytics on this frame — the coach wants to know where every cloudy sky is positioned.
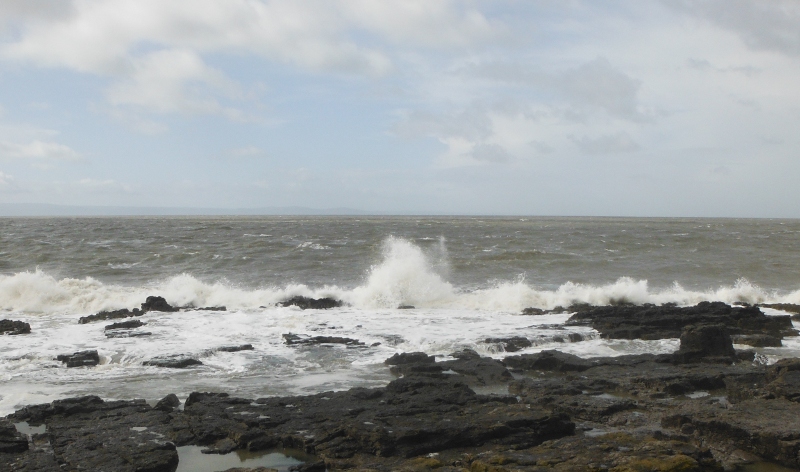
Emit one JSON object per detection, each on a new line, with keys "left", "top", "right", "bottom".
{"left": 0, "top": 0, "right": 799, "bottom": 216}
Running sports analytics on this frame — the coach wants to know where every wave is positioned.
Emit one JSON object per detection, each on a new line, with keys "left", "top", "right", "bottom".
{"left": 1, "top": 237, "right": 798, "bottom": 315}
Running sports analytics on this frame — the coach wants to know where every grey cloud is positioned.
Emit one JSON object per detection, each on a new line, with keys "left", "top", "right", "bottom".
{"left": 571, "top": 132, "right": 640, "bottom": 154}
{"left": 687, "top": 58, "right": 761, "bottom": 76}
{"left": 394, "top": 106, "right": 493, "bottom": 141}
{"left": 471, "top": 143, "right": 511, "bottom": 163}
{"left": 665, "top": 0, "right": 800, "bottom": 57}
{"left": 463, "top": 58, "right": 649, "bottom": 122}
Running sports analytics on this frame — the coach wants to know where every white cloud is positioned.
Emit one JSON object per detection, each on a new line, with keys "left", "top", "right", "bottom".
{"left": 0, "top": 170, "right": 13, "bottom": 186}
{"left": 0, "top": 139, "right": 81, "bottom": 161}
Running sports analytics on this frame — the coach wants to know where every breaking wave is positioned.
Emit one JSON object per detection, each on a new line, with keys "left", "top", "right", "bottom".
{"left": 1, "top": 237, "right": 797, "bottom": 315}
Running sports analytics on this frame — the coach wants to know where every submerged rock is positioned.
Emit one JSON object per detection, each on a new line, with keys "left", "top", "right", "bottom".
{"left": 216, "top": 344, "right": 255, "bottom": 352}
{"left": 56, "top": 350, "right": 99, "bottom": 368}
{"left": 485, "top": 336, "right": 532, "bottom": 352}
{"left": 0, "top": 319, "right": 31, "bottom": 335}
{"left": 104, "top": 319, "right": 146, "bottom": 330}
{"left": 278, "top": 296, "right": 343, "bottom": 310}
{"left": 282, "top": 333, "right": 363, "bottom": 346}
{"left": 143, "top": 355, "right": 202, "bottom": 368}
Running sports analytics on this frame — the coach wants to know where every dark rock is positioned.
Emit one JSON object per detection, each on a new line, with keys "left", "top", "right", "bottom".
{"left": 503, "top": 350, "right": 594, "bottom": 372}
{"left": 0, "top": 319, "right": 31, "bottom": 335}
{"left": 278, "top": 296, "right": 343, "bottom": 310}
{"left": 143, "top": 355, "right": 203, "bottom": 368}
{"left": 567, "top": 332, "right": 584, "bottom": 342}
{"left": 663, "top": 398, "right": 800, "bottom": 469}
{"left": 485, "top": 336, "right": 532, "bottom": 352}
{"left": 224, "top": 468, "right": 278, "bottom": 472}
{"left": 56, "top": 350, "right": 99, "bottom": 368}
{"left": 216, "top": 344, "right": 255, "bottom": 352}
{"left": 567, "top": 301, "right": 798, "bottom": 340}
{"left": 198, "top": 306, "right": 227, "bottom": 311}
{"left": 672, "top": 324, "right": 736, "bottom": 363}
{"left": 282, "top": 334, "right": 363, "bottom": 346}
{"left": 521, "top": 307, "right": 544, "bottom": 315}
{"left": 449, "top": 348, "right": 481, "bottom": 360}
{"left": 397, "top": 305, "right": 415, "bottom": 309}
{"left": 736, "top": 349, "right": 756, "bottom": 362}
{"left": 141, "top": 295, "right": 178, "bottom": 312}
{"left": 384, "top": 352, "right": 435, "bottom": 365}
{"left": 7, "top": 397, "right": 178, "bottom": 472}
{"left": 438, "top": 355, "right": 513, "bottom": 385}
{"left": 289, "top": 461, "right": 326, "bottom": 472}
{"left": 732, "top": 334, "right": 782, "bottom": 347}
{"left": 154, "top": 394, "right": 181, "bottom": 412}
{"left": 0, "top": 419, "right": 28, "bottom": 453}
{"left": 78, "top": 308, "right": 142, "bottom": 324}
{"left": 104, "top": 319, "right": 145, "bottom": 330}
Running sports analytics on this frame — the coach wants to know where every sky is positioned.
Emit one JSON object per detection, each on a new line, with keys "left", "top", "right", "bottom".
{"left": 0, "top": 0, "right": 799, "bottom": 216}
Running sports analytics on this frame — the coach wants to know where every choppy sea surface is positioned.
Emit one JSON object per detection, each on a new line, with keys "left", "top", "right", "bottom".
{"left": 1, "top": 216, "right": 799, "bottom": 415}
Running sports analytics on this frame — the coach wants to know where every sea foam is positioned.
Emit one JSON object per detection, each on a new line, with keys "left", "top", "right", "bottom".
{"left": 0, "top": 237, "right": 795, "bottom": 315}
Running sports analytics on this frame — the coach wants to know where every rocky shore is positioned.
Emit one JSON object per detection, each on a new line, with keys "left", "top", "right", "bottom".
{"left": 2, "top": 302, "right": 800, "bottom": 471}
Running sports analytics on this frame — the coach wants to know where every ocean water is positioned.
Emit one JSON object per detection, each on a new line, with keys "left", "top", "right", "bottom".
{"left": 1, "top": 216, "right": 799, "bottom": 415}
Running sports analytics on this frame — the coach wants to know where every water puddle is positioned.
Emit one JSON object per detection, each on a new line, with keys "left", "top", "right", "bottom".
{"left": 13, "top": 421, "right": 46, "bottom": 437}
{"left": 175, "top": 446, "right": 316, "bottom": 472}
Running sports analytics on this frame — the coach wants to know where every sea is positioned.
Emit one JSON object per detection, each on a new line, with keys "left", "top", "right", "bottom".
{"left": 2, "top": 216, "right": 800, "bottom": 417}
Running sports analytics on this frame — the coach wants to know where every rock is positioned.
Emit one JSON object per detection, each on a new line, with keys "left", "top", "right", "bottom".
{"left": 485, "top": 336, "right": 532, "bottom": 352}
{"left": 567, "top": 301, "right": 798, "bottom": 340}
{"left": 384, "top": 352, "right": 435, "bottom": 365}
{"left": 224, "top": 468, "right": 278, "bottom": 472}
{"left": 78, "top": 308, "right": 142, "bottom": 324}
{"left": 282, "top": 334, "right": 363, "bottom": 346}
{"left": 104, "top": 319, "right": 146, "bottom": 330}
{"left": 731, "top": 334, "right": 782, "bottom": 347}
{"left": 672, "top": 324, "right": 736, "bottom": 363}
{"left": 0, "top": 419, "right": 28, "bottom": 453}
{"left": 503, "top": 350, "right": 594, "bottom": 372}
{"left": 143, "top": 355, "right": 203, "bottom": 368}
{"left": 56, "top": 350, "right": 99, "bottom": 368}
{"left": 141, "top": 295, "right": 178, "bottom": 312}
{"left": 0, "top": 319, "right": 31, "bottom": 335}
{"left": 449, "top": 348, "right": 481, "bottom": 360}
{"left": 154, "top": 394, "right": 181, "bottom": 412}
{"left": 216, "top": 344, "right": 255, "bottom": 352}
{"left": 278, "top": 296, "right": 343, "bottom": 310}
{"left": 198, "top": 306, "right": 227, "bottom": 311}
{"left": 521, "top": 307, "right": 544, "bottom": 315}
{"left": 758, "top": 303, "right": 800, "bottom": 314}
{"left": 663, "top": 399, "right": 800, "bottom": 469}
{"left": 105, "top": 330, "right": 152, "bottom": 338}
{"left": 438, "top": 355, "right": 513, "bottom": 385}
{"left": 397, "top": 305, "right": 415, "bottom": 309}
{"left": 7, "top": 397, "right": 178, "bottom": 472}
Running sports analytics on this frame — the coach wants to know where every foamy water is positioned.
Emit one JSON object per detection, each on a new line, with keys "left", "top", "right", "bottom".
{"left": 1, "top": 217, "right": 800, "bottom": 415}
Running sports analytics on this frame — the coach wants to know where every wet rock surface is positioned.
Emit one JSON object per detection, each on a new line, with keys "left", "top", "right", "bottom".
{"left": 567, "top": 301, "right": 798, "bottom": 340}
{"left": 56, "top": 350, "right": 99, "bottom": 368}
{"left": 282, "top": 333, "right": 364, "bottom": 346}
{"left": 104, "top": 319, "right": 146, "bottom": 330}
{"left": 143, "top": 355, "right": 203, "bottom": 368}
{"left": 278, "top": 296, "right": 344, "bottom": 309}
{"left": 5, "top": 303, "right": 800, "bottom": 471}
{"left": 79, "top": 307, "right": 143, "bottom": 324}
{"left": 141, "top": 295, "right": 179, "bottom": 312}
{"left": 0, "top": 319, "right": 31, "bottom": 335}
